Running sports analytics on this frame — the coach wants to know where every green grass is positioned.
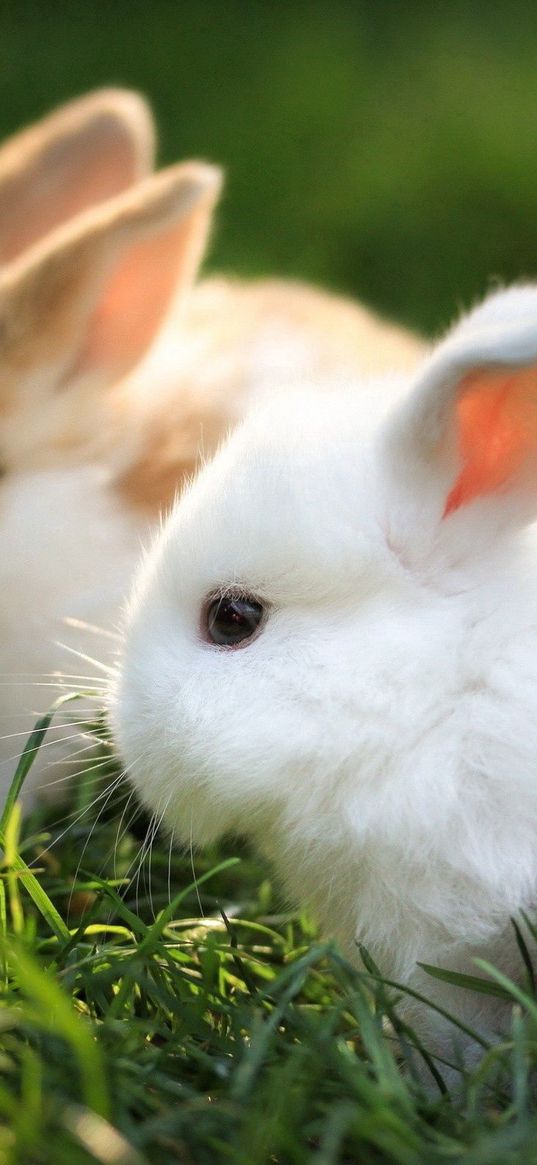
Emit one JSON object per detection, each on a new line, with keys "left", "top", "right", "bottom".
{"left": 1, "top": 708, "right": 537, "bottom": 1164}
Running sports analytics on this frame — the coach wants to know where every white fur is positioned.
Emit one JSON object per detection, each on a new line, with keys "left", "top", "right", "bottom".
{"left": 0, "top": 467, "right": 148, "bottom": 795}
{"left": 112, "top": 284, "right": 537, "bottom": 1065}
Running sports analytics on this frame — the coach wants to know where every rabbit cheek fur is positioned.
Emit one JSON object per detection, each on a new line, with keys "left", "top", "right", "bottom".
{"left": 112, "top": 285, "right": 537, "bottom": 1059}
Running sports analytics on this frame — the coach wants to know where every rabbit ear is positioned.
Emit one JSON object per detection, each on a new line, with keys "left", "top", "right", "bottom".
{"left": 0, "top": 88, "right": 155, "bottom": 263}
{"left": 382, "top": 287, "right": 537, "bottom": 535}
{"left": 0, "top": 160, "right": 222, "bottom": 401}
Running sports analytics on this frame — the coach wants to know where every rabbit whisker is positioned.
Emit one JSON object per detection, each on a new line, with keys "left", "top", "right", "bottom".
{"left": 53, "top": 641, "right": 113, "bottom": 675}
{"left": 112, "top": 785, "right": 141, "bottom": 882}
{"left": 148, "top": 793, "right": 172, "bottom": 921}
{"left": 0, "top": 729, "right": 104, "bottom": 771}
{"left": 0, "top": 720, "right": 98, "bottom": 744}
{"left": 34, "top": 770, "right": 129, "bottom": 860}
{"left": 37, "top": 755, "right": 112, "bottom": 791}
{"left": 0, "top": 672, "right": 108, "bottom": 683}
{"left": 167, "top": 826, "right": 176, "bottom": 908}
{"left": 67, "top": 764, "right": 133, "bottom": 914}
{"left": 61, "top": 617, "right": 121, "bottom": 642}
{"left": 190, "top": 811, "right": 205, "bottom": 919}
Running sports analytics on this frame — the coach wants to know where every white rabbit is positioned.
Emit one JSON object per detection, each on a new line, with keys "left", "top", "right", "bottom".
{"left": 112, "top": 283, "right": 537, "bottom": 1069}
{"left": 0, "top": 93, "right": 423, "bottom": 804}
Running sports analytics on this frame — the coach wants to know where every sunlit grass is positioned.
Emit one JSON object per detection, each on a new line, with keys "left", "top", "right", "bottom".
{"left": 0, "top": 701, "right": 536, "bottom": 1164}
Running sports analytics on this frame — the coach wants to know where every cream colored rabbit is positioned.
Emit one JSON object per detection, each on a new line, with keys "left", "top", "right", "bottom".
{"left": 0, "top": 94, "right": 423, "bottom": 803}
{"left": 0, "top": 160, "right": 222, "bottom": 797}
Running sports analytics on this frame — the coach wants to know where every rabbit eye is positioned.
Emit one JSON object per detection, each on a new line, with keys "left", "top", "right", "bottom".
{"left": 204, "top": 593, "right": 265, "bottom": 648}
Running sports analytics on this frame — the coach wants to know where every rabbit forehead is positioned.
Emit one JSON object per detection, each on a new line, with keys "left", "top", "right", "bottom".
{"left": 163, "top": 383, "right": 392, "bottom": 602}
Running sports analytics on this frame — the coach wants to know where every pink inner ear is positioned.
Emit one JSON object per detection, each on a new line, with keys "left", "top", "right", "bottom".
{"left": 72, "top": 218, "right": 193, "bottom": 384}
{"left": 443, "top": 366, "right": 537, "bottom": 516}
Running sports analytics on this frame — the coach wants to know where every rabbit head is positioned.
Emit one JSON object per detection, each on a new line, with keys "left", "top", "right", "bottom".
{"left": 0, "top": 87, "right": 154, "bottom": 264}
{"left": 0, "top": 92, "right": 425, "bottom": 805}
{"left": 112, "top": 284, "right": 537, "bottom": 1052}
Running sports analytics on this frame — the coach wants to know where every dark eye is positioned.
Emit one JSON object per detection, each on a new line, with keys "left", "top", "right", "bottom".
{"left": 204, "top": 593, "right": 265, "bottom": 648}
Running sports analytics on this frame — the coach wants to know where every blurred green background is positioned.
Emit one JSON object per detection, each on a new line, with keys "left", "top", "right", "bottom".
{"left": 2, "top": 0, "right": 537, "bottom": 336}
